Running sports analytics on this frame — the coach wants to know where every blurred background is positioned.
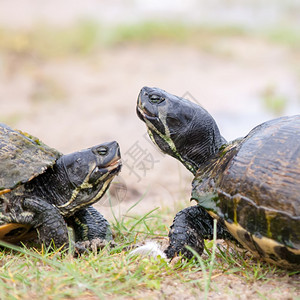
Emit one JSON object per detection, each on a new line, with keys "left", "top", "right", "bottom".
{"left": 0, "top": 0, "right": 299, "bottom": 220}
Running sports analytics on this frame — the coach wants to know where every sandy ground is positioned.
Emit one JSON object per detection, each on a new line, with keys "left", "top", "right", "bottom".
{"left": 0, "top": 31, "right": 299, "bottom": 299}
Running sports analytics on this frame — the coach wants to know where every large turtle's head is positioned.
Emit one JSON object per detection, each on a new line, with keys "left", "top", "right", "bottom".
{"left": 56, "top": 141, "right": 122, "bottom": 215}
{"left": 136, "top": 86, "right": 225, "bottom": 174}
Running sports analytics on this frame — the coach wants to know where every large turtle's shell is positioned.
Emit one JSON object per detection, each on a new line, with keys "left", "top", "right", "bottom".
{"left": 0, "top": 123, "right": 62, "bottom": 192}
{"left": 192, "top": 115, "right": 300, "bottom": 267}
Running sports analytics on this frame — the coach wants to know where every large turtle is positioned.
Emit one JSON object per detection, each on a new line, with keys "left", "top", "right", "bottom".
{"left": 136, "top": 86, "right": 300, "bottom": 269}
{"left": 0, "top": 123, "right": 122, "bottom": 251}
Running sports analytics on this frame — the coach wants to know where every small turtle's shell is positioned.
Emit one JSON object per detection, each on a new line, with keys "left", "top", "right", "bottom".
{"left": 0, "top": 123, "right": 61, "bottom": 192}
{"left": 192, "top": 115, "right": 300, "bottom": 268}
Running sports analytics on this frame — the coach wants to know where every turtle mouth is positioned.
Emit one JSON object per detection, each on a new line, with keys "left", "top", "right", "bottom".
{"left": 136, "top": 91, "right": 159, "bottom": 121}
{"left": 104, "top": 156, "right": 120, "bottom": 167}
{"left": 136, "top": 105, "right": 158, "bottom": 121}
{"left": 105, "top": 158, "right": 122, "bottom": 173}
{"left": 103, "top": 158, "right": 122, "bottom": 172}
{"left": 91, "top": 158, "right": 122, "bottom": 183}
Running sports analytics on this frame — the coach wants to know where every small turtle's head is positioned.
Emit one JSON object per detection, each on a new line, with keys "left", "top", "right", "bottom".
{"left": 57, "top": 141, "right": 122, "bottom": 215}
{"left": 136, "top": 87, "right": 225, "bottom": 174}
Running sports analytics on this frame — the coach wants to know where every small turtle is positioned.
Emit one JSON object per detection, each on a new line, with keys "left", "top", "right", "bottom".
{"left": 137, "top": 86, "right": 300, "bottom": 269}
{"left": 0, "top": 123, "right": 122, "bottom": 251}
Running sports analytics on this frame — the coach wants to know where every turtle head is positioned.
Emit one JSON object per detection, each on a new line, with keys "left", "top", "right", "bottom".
{"left": 136, "top": 86, "right": 225, "bottom": 174}
{"left": 57, "top": 141, "right": 122, "bottom": 215}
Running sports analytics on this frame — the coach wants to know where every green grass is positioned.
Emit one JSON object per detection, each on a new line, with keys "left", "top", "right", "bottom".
{"left": 0, "top": 21, "right": 223, "bottom": 58}
{"left": 1, "top": 20, "right": 299, "bottom": 60}
{"left": 260, "top": 84, "right": 288, "bottom": 115}
{"left": 0, "top": 204, "right": 298, "bottom": 300}
{"left": 265, "top": 26, "right": 300, "bottom": 49}
{"left": 0, "top": 20, "right": 102, "bottom": 58}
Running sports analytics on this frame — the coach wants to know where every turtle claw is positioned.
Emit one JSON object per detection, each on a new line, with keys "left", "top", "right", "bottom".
{"left": 74, "top": 238, "right": 116, "bottom": 256}
{"left": 165, "top": 206, "right": 217, "bottom": 260}
{"left": 165, "top": 226, "right": 204, "bottom": 260}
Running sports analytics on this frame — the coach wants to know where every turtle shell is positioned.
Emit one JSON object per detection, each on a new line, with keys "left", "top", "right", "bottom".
{"left": 192, "top": 115, "right": 300, "bottom": 267}
{"left": 0, "top": 123, "right": 62, "bottom": 192}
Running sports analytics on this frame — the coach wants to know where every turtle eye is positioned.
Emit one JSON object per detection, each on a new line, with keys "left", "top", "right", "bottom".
{"left": 96, "top": 146, "right": 108, "bottom": 156}
{"left": 149, "top": 94, "right": 165, "bottom": 104}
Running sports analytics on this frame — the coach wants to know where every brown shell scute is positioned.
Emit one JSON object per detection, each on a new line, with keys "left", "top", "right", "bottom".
{"left": 193, "top": 115, "right": 300, "bottom": 250}
{"left": 0, "top": 123, "right": 62, "bottom": 190}
{"left": 219, "top": 115, "right": 300, "bottom": 217}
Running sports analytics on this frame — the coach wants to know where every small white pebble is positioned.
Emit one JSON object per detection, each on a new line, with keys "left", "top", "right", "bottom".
{"left": 129, "top": 241, "right": 167, "bottom": 259}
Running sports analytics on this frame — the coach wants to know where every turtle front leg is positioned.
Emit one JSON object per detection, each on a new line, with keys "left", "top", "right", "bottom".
{"left": 67, "top": 206, "right": 112, "bottom": 254}
{"left": 23, "top": 198, "right": 69, "bottom": 249}
{"left": 165, "top": 205, "right": 233, "bottom": 259}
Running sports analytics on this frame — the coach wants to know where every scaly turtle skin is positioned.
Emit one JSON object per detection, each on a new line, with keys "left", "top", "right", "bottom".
{"left": 0, "top": 123, "right": 122, "bottom": 251}
{"left": 136, "top": 86, "right": 300, "bottom": 269}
